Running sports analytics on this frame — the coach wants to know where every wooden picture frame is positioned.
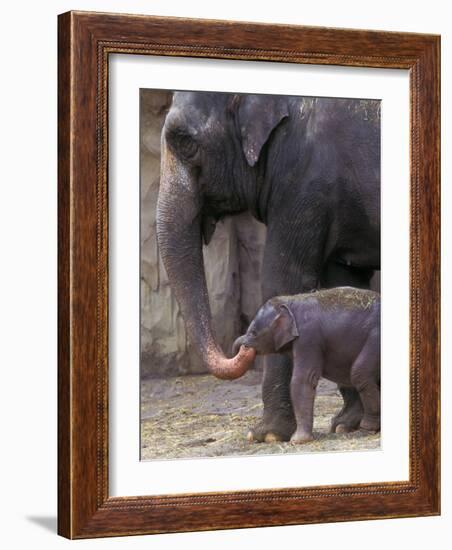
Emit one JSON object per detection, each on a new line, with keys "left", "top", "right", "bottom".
{"left": 58, "top": 10, "right": 440, "bottom": 539}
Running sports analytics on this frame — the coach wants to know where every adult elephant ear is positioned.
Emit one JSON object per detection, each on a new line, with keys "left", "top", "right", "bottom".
{"left": 238, "top": 94, "right": 289, "bottom": 167}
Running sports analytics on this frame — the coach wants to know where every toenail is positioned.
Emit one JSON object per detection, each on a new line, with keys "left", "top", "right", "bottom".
{"left": 264, "top": 432, "right": 282, "bottom": 443}
{"left": 335, "top": 424, "right": 348, "bottom": 434}
{"left": 246, "top": 431, "right": 256, "bottom": 442}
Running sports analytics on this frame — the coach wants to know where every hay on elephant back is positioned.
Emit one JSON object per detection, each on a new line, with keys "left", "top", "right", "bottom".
{"left": 271, "top": 287, "right": 379, "bottom": 312}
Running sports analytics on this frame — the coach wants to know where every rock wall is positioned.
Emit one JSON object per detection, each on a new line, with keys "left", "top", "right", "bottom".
{"left": 140, "top": 90, "right": 266, "bottom": 377}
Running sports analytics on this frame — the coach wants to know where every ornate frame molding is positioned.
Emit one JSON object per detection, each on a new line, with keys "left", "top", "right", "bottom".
{"left": 58, "top": 11, "right": 440, "bottom": 538}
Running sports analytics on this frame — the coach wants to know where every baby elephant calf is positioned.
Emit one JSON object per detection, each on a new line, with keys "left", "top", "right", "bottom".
{"left": 232, "top": 287, "right": 380, "bottom": 444}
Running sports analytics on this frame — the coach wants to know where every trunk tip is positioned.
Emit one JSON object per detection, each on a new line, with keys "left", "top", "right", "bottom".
{"left": 206, "top": 344, "right": 256, "bottom": 381}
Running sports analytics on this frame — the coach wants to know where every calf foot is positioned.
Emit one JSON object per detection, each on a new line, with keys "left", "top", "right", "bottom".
{"left": 247, "top": 416, "right": 296, "bottom": 443}
{"left": 290, "top": 430, "right": 314, "bottom": 444}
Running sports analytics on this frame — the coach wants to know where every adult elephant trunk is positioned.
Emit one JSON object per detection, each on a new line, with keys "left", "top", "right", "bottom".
{"left": 156, "top": 139, "right": 256, "bottom": 380}
{"left": 232, "top": 335, "right": 248, "bottom": 357}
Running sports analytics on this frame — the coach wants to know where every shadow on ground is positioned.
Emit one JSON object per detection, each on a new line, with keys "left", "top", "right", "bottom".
{"left": 26, "top": 516, "right": 57, "bottom": 533}
{"left": 141, "top": 369, "right": 380, "bottom": 460}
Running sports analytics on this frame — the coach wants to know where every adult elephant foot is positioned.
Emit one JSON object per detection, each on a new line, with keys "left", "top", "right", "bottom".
{"left": 247, "top": 416, "right": 297, "bottom": 443}
{"left": 333, "top": 422, "right": 360, "bottom": 434}
{"left": 331, "top": 413, "right": 362, "bottom": 434}
{"left": 359, "top": 413, "right": 380, "bottom": 433}
{"left": 354, "top": 427, "right": 380, "bottom": 437}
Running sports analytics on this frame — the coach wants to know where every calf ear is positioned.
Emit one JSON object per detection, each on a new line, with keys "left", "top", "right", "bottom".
{"left": 237, "top": 95, "right": 289, "bottom": 167}
{"left": 272, "top": 304, "right": 299, "bottom": 351}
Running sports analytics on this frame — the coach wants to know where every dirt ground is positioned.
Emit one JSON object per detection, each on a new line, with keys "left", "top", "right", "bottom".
{"left": 140, "top": 369, "right": 380, "bottom": 460}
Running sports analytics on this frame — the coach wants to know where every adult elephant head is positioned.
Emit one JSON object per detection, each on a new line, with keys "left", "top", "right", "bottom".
{"left": 156, "top": 92, "right": 288, "bottom": 379}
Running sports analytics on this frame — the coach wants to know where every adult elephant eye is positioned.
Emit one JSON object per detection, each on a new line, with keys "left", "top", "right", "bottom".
{"left": 176, "top": 133, "right": 198, "bottom": 159}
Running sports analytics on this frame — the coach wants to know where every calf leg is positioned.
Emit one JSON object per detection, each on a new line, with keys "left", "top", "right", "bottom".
{"left": 290, "top": 345, "right": 322, "bottom": 443}
{"left": 350, "top": 331, "right": 381, "bottom": 432}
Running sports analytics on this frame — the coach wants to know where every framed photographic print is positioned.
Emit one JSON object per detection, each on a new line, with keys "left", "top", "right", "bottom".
{"left": 58, "top": 11, "right": 440, "bottom": 538}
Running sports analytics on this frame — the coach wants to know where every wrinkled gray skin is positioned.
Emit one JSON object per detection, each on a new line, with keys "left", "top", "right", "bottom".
{"left": 156, "top": 91, "right": 380, "bottom": 442}
{"left": 232, "top": 288, "right": 381, "bottom": 443}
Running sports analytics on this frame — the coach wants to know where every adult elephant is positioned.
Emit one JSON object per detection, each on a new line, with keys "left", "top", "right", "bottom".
{"left": 156, "top": 91, "right": 380, "bottom": 442}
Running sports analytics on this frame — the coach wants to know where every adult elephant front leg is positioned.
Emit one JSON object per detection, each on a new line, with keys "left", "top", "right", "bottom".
{"left": 330, "top": 386, "right": 363, "bottom": 433}
{"left": 248, "top": 218, "right": 326, "bottom": 443}
{"left": 248, "top": 354, "right": 296, "bottom": 442}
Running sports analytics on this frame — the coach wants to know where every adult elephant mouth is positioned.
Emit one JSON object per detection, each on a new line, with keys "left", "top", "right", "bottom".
{"left": 156, "top": 137, "right": 256, "bottom": 380}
